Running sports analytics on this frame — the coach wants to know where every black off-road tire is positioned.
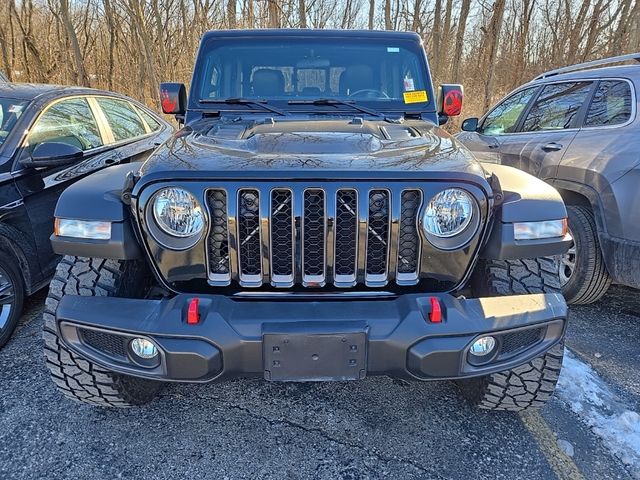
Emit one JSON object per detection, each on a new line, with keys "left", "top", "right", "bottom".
{"left": 471, "top": 257, "right": 561, "bottom": 296}
{"left": 0, "top": 251, "right": 25, "bottom": 349}
{"left": 561, "top": 205, "right": 612, "bottom": 305}
{"left": 458, "top": 258, "right": 564, "bottom": 411}
{"left": 43, "top": 256, "right": 162, "bottom": 407}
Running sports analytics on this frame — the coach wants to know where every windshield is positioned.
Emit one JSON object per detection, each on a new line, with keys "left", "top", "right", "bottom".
{"left": 193, "top": 36, "right": 433, "bottom": 113}
{"left": 0, "top": 97, "right": 28, "bottom": 147}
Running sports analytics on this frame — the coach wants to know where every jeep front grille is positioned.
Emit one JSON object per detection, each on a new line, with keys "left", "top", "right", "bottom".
{"left": 206, "top": 185, "right": 423, "bottom": 288}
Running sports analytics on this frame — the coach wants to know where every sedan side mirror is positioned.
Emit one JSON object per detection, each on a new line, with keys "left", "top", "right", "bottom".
{"left": 160, "top": 82, "right": 187, "bottom": 116}
{"left": 461, "top": 117, "right": 479, "bottom": 132}
{"left": 22, "top": 142, "right": 83, "bottom": 168}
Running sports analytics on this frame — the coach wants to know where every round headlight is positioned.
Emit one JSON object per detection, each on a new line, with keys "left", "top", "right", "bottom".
{"left": 152, "top": 187, "right": 204, "bottom": 238}
{"left": 424, "top": 188, "right": 474, "bottom": 238}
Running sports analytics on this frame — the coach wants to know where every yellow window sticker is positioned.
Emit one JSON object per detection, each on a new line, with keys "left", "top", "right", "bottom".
{"left": 403, "top": 90, "right": 428, "bottom": 104}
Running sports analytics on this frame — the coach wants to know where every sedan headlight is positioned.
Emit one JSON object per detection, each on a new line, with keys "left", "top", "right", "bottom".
{"left": 151, "top": 187, "right": 204, "bottom": 241}
{"left": 423, "top": 188, "right": 478, "bottom": 249}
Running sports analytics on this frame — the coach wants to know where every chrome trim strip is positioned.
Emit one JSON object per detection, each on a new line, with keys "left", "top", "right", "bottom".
{"left": 386, "top": 187, "right": 400, "bottom": 283}
{"left": 260, "top": 188, "right": 271, "bottom": 285}
{"left": 356, "top": 186, "right": 369, "bottom": 284}
{"left": 324, "top": 185, "right": 337, "bottom": 287}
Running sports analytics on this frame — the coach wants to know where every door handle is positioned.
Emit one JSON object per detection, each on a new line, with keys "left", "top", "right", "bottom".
{"left": 488, "top": 143, "right": 499, "bottom": 149}
{"left": 542, "top": 142, "right": 563, "bottom": 152}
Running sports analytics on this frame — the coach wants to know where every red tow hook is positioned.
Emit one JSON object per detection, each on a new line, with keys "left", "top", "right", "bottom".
{"left": 187, "top": 297, "right": 200, "bottom": 325}
{"left": 428, "top": 297, "right": 442, "bottom": 323}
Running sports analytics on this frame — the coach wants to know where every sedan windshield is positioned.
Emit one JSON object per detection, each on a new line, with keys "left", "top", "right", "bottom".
{"left": 0, "top": 97, "right": 28, "bottom": 147}
{"left": 194, "top": 36, "right": 432, "bottom": 113}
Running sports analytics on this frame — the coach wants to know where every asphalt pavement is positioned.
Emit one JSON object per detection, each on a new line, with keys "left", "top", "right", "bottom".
{"left": 1, "top": 286, "right": 639, "bottom": 480}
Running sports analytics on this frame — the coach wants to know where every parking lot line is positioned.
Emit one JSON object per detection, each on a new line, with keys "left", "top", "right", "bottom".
{"left": 520, "top": 410, "right": 585, "bottom": 480}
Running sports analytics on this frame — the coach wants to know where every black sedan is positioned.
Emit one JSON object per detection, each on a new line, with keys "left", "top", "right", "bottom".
{"left": 0, "top": 83, "right": 173, "bottom": 347}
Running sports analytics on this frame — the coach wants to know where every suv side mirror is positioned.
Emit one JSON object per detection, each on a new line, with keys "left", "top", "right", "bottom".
{"left": 437, "top": 84, "right": 464, "bottom": 118}
{"left": 22, "top": 142, "right": 83, "bottom": 168}
{"left": 461, "top": 117, "right": 479, "bottom": 132}
{"left": 160, "top": 82, "right": 187, "bottom": 115}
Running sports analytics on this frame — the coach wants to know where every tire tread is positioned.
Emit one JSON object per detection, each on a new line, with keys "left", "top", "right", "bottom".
{"left": 43, "top": 256, "right": 160, "bottom": 407}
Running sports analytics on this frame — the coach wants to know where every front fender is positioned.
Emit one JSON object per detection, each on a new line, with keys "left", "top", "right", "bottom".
{"left": 50, "top": 163, "right": 143, "bottom": 260}
{"left": 480, "top": 163, "right": 571, "bottom": 260}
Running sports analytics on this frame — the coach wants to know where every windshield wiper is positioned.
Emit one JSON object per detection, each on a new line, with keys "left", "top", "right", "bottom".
{"left": 287, "top": 98, "right": 385, "bottom": 118}
{"left": 200, "top": 97, "right": 289, "bottom": 116}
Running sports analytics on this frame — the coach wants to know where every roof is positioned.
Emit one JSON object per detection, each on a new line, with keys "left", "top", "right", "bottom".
{"left": 202, "top": 28, "right": 421, "bottom": 41}
{"left": 0, "top": 82, "right": 118, "bottom": 101}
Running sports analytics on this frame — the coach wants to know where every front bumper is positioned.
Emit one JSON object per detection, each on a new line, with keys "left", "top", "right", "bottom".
{"left": 55, "top": 293, "right": 567, "bottom": 383}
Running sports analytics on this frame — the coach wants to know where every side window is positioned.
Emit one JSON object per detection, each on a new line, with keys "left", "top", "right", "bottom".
{"left": 584, "top": 80, "right": 633, "bottom": 127}
{"left": 522, "top": 82, "right": 592, "bottom": 131}
{"left": 137, "top": 107, "right": 162, "bottom": 132}
{"left": 480, "top": 87, "right": 537, "bottom": 135}
{"left": 27, "top": 97, "right": 102, "bottom": 152}
{"left": 96, "top": 97, "right": 147, "bottom": 142}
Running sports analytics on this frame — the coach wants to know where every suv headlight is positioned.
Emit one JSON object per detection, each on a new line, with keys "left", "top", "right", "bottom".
{"left": 423, "top": 188, "right": 479, "bottom": 249}
{"left": 149, "top": 187, "right": 205, "bottom": 248}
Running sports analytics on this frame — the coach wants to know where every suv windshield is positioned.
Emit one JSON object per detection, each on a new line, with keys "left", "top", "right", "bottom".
{"left": 0, "top": 97, "right": 28, "bottom": 147}
{"left": 194, "top": 36, "right": 432, "bottom": 113}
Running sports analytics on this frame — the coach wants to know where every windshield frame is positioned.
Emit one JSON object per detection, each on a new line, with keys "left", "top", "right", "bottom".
{"left": 0, "top": 96, "right": 31, "bottom": 155}
{"left": 188, "top": 33, "right": 436, "bottom": 117}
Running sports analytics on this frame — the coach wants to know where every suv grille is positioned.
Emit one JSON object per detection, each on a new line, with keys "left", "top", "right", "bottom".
{"left": 206, "top": 185, "right": 424, "bottom": 288}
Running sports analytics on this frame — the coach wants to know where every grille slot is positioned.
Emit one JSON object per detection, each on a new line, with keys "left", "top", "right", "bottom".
{"left": 303, "top": 189, "right": 326, "bottom": 284}
{"left": 207, "top": 190, "right": 230, "bottom": 280}
{"left": 397, "top": 190, "right": 421, "bottom": 277}
{"left": 335, "top": 189, "right": 358, "bottom": 282}
{"left": 238, "top": 189, "right": 262, "bottom": 282}
{"left": 500, "top": 327, "right": 544, "bottom": 356}
{"left": 80, "top": 329, "right": 127, "bottom": 358}
{"left": 271, "top": 189, "right": 294, "bottom": 283}
{"left": 366, "top": 190, "right": 390, "bottom": 279}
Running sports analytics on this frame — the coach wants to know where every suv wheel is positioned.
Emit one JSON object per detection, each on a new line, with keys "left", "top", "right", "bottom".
{"left": 458, "top": 258, "right": 564, "bottom": 411}
{"left": 560, "top": 205, "right": 611, "bottom": 305}
{"left": 43, "top": 256, "right": 162, "bottom": 407}
{"left": 0, "top": 252, "right": 25, "bottom": 349}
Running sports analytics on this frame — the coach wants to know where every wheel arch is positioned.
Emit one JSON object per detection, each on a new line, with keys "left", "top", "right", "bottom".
{"left": 0, "top": 224, "right": 39, "bottom": 295}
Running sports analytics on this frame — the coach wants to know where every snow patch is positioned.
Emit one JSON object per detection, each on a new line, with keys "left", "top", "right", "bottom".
{"left": 557, "top": 349, "right": 640, "bottom": 477}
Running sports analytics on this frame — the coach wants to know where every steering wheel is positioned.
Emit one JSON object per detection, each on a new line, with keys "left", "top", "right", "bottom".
{"left": 348, "top": 89, "right": 390, "bottom": 99}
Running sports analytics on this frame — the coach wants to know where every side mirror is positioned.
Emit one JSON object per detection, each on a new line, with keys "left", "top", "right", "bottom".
{"left": 22, "top": 142, "right": 83, "bottom": 168}
{"left": 437, "top": 84, "right": 464, "bottom": 117}
{"left": 160, "top": 82, "right": 186, "bottom": 115}
{"left": 461, "top": 117, "right": 479, "bottom": 132}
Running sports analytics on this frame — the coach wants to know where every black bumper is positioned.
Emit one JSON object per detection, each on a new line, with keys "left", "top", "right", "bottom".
{"left": 55, "top": 293, "right": 567, "bottom": 383}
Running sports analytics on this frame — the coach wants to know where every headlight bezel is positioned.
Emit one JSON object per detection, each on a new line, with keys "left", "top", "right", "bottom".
{"left": 146, "top": 186, "right": 206, "bottom": 250}
{"left": 421, "top": 188, "right": 480, "bottom": 250}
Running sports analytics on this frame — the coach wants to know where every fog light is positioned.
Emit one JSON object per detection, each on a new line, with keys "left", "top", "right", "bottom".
{"left": 130, "top": 338, "right": 158, "bottom": 359}
{"left": 470, "top": 336, "right": 496, "bottom": 356}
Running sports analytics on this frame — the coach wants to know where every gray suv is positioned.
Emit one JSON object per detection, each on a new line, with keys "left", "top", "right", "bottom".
{"left": 456, "top": 53, "right": 639, "bottom": 304}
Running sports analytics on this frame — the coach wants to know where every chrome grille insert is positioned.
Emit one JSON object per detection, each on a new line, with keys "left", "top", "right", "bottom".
{"left": 207, "top": 189, "right": 231, "bottom": 283}
{"left": 270, "top": 189, "right": 294, "bottom": 286}
{"left": 302, "top": 189, "right": 326, "bottom": 286}
{"left": 334, "top": 189, "right": 358, "bottom": 286}
{"left": 366, "top": 190, "right": 391, "bottom": 285}
{"left": 397, "top": 189, "right": 422, "bottom": 282}
{"left": 238, "top": 189, "right": 262, "bottom": 285}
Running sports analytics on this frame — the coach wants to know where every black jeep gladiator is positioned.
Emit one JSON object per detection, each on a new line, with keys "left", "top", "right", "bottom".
{"left": 44, "top": 30, "right": 571, "bottom": 411}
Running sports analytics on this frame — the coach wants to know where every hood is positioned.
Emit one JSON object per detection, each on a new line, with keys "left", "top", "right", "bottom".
{"left": 139, "top": 116, "right": 486, "bottom": 181}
